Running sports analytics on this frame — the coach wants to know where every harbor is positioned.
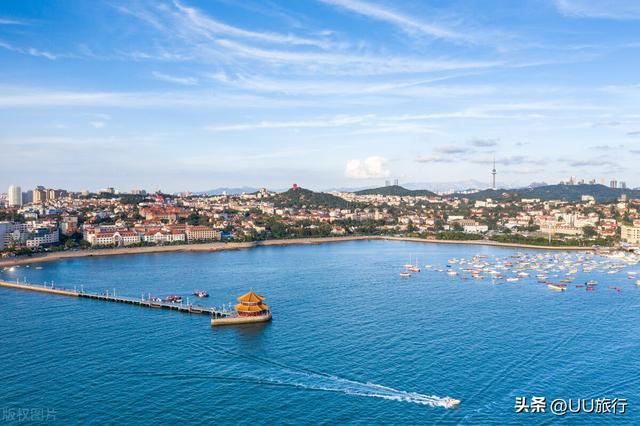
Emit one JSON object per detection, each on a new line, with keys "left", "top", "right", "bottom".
{"left": 399, "top": 249, "right": 640, "bottom": 293}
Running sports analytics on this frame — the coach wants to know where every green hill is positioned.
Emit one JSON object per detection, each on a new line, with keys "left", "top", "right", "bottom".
{"left": 354, "top": 185, "right": 437, "bottom": 197}
{"left": 454, "top": 184, "right": 639, "bottom": 203}
{"left": 273, "top": 187, "right": 353, "bottom": 209}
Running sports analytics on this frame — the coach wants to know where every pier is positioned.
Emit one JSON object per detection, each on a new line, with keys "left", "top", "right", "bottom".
{"left": 0, "top": 279, "right": 230, "bottom": 318}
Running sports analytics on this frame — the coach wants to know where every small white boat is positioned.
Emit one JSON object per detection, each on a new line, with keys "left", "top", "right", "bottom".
{"left": 548, "top": 284, "right": 567, "bottom": 292}
{"left": 506, "top": 277, "right": 519, "bottom": 282}
{"left": 400, "top": 271, "right": 411, "bottom": 278}
{"left": 443, "top": 398, "right": 461, "bottom": 409}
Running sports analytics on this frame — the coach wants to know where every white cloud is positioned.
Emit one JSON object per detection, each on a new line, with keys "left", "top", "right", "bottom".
{"left": 0, "top": 18, "right": 26, "bottom": 25}
{"left": 318, "top": 0, "right": 464, "bottom": 41}
{"left": 554, "top": 0, "right": 640, "bottom": 19}
{"left": 415, "top": 155, "right": 452, "bottom": 163}
{"left": 469, "top": 137, "right": 499, "bottom": 147}
{"left": 90, "top": 121, "right": 106, "bottom": 128}
{"left": 345, "top": 156, "right": 390, "bottom": 179}
{"left": 152, "top": 71, "right": 198, "bottom": 86}
{"left": 0, "top": 86, "right": 310, "bottom": 109}
{"left": 208, "top": 72, "right": 492, "bottom": 97}
{"left": 214, "top": 38, "right": 502, "bottom": 75}
{"left": 172, "top": 0, "right": 334, "bottom": 49}
{"left": 206, "top": 115, "right": 371, "bottom": 131}
{"left": 0, "top": 41, "right": 57, "bottom": 60}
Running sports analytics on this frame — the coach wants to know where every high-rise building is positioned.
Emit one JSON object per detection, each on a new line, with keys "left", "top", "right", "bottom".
{"left": 22, "top": 190, "right": 33, "bottom": 204}
{"left": 8, "top": 185, "right": 22, "bottom": 207}
{"left": 610, "top": 180, "right": 618, "bottom": 189}
{"left": 620, "top": 181, "right": 627, "bottom": 189}
{"left": 491, "top": 158, "right": 497, "bottom": 190}
{"left": 393, "top": 179, "right": 399, "bottom": 186}
{"left": 33, "top": 186, "right": 47, "bottom": 204}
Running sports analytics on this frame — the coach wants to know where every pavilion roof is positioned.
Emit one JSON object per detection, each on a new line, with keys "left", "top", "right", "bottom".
{"left": 237, "top": 291, "right": 265, "bottom": 303}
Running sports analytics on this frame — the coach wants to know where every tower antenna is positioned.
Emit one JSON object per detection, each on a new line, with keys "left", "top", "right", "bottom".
{"left": 492, "top": 157, "right": 497, "bottom": 190}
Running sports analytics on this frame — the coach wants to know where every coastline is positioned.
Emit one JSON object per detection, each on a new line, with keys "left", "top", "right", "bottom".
{"left": 0, "top": 236, "right": 596, "bottom": 267}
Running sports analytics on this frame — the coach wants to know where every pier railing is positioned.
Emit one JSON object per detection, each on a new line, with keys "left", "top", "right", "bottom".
{"left": 0, "top": 279, "right": 231, "bottom": 318}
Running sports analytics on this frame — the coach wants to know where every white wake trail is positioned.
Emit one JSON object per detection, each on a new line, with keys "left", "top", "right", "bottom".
{"left": 264, "top": 371, "right": 457, "bottom": 408}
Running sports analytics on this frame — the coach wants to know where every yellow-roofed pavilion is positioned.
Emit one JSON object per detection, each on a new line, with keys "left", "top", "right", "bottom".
{"left": 235, "top": 291, "right": 270, "bottom": 317}
{"left": 212, "top": 291, "right": 272, "bottom": 326}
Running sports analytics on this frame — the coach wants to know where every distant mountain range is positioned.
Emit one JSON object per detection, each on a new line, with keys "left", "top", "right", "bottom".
{"left": 345, "top": 183, "right": 637, "bottom": 203}
{"left": 196, "top": 187, "right": 260, "bottom": 195}
{"left": 452, "top": 184, "right": 639, "bottom": 202}
{"left": 401, "top": 180, "right": 494, "bottom": 193}
{"left": 195, "top": 183, "right": 637, "bottom": 203}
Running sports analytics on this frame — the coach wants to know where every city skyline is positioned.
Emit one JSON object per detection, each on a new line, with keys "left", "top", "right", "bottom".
{"left": 2, "top": 0, "right": 640, "bottom": 191}
{"left": 2, "top": 171, "right": 635, "bottom": 198}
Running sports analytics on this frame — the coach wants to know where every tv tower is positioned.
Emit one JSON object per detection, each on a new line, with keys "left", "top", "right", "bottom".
{"left": 491, "top": 157, "right": 497, "bottom": 190}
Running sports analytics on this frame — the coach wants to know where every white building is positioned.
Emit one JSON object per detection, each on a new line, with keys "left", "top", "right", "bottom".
{"left": 0, "top": 221, "right": 29, "bottom": 249}
{"left": 143, "top": 229, "right": 185, "bottom": 244}
{"left": 25, "top": 228, "right": 59, "bottom": 248}
{"left": 621, "top": 225, "right": 640, "bottom": 245}
{"left": 185, "top": 225, "right": 221, "bottom": 241}
{"left": 8, "top": 185, "right": 22, "bottom": 207}
{"left": 463, "top": 224, "right": 489, "bottom": 234}
{"left": 88, "top": 230, "right": 141, "bottom": 247}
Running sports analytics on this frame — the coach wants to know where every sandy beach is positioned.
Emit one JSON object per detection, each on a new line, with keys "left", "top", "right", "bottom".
{"left": 0, "top": 236, "right": 597, "bottom": 268}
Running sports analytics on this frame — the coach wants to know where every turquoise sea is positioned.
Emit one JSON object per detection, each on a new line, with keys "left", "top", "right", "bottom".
{"left": 1, "top": 240, "right": 638, "bottom": 424}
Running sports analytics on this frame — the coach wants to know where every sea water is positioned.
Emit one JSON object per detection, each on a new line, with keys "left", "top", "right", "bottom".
{"left": 1, "top": 240, "right": 638, "bottom": 424}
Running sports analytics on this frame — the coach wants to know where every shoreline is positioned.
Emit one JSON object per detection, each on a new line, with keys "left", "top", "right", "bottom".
{"left": 0, "top": 236, "right": 597, "bottom": 267}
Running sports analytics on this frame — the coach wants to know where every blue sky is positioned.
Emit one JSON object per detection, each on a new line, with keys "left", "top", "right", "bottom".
{"left": 1, "top": 0, "right": 640, "bottom": 192}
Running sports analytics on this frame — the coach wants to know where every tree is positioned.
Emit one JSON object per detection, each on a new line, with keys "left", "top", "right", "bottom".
{"left": 406, "top": 219, "right": 415, "bottom": 233}
{"left": 582, "top": 225, "right": 597, "bottom": 239}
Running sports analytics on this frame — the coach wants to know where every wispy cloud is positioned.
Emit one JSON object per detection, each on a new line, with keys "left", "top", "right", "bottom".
{"left": 318, "top": 0, "right": 465, "bottom": 41}
{"left": 436, "top": 145, "right": 470, "bottom": 154}
{"left": 88, "top": 113, "right": 111, "bottom": 129}
{"left": 469, "top": 137, "right": 499, "bottom": 147}
{"left": 152, "top": 71, "right": 198, "bottom": 86}
{"left": 415, "top": 154, "right": 453, "bottom": 163}
{"left": 205, "top": 115, "right": 372, "bottom": 132}
{"left": 0, "top": 17, "right": 26, "bottom": 25}
{"left": 172, "top": 0, "right": 335, "bottom": 49}
{"left": 0, "top": 86, "right": 310, "bottom": 109}
{"left": 208, "top": 71, "right": 493, "bottom": 97}
{"left": 554, "top": 0, "right": 640, "bottom": 20}
{"left": 569, "top": 158, "right": 619, "bottom": 168}
{"left": 0, "top": 40, "right": 58, "bottom": 60}
{"left": 213, "top": 38, "right": 502, "bottom": 75}
{"left": 204, "top": 113, "right": 446, "bottom": 134}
